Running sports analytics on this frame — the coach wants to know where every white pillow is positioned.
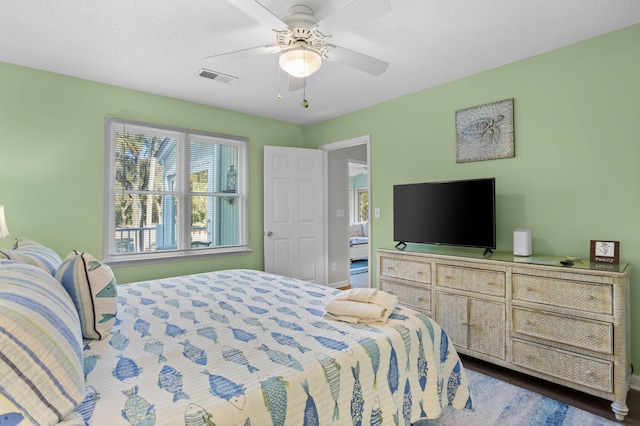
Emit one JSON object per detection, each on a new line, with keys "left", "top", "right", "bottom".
{"left": 349, "top": 223, "right": 364, "bottom": 237}
{"left": 361, "top": 221, "right": 368, "bottom": 237}
{"left": 0, "top": 238, "right": 62, "bottom": 275}
{"left": 55, "top": 251, "right": 118, "bottom": 340}
{"left": 0, "top": 263, "right": 85, "bottom": 425}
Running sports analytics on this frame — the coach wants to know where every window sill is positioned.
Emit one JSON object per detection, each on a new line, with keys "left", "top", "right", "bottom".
{"left": 103, "top": 246, "right": 252, "bottom": 267}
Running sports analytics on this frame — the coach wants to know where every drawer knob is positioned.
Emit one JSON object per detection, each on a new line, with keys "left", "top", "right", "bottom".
{"left": 587, "top": 295, "right": 594, "bottom": 301}
{"left": 526, "top": 286, "right": 534, "bottom": 292}
{"left": 387, "top": 266, "right": 395, "bottom": 270}
{"left": 417, "top": 271, "right": 424, "bottom": 275}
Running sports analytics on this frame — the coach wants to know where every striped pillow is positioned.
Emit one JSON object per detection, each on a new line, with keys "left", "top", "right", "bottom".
{"left": 0, "top": 238, "right": 62, "bottom": 275}
{"left": 55, "top": 251, "right": 118, "bottom": 340}
{"left": 0, "top": 263, "right": 85, "bottom": 425}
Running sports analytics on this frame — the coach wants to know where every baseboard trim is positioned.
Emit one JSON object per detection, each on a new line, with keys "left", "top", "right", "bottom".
{"left": 327, "top": 280, "right": 349, "bottom": 289}
{"left": 631, "top": 374, "right": 640, "bottom": 391}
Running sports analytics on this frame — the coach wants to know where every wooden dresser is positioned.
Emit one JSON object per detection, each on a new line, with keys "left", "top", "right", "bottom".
{"left": 377, "top": 247, "right": 631, "bottom": 421}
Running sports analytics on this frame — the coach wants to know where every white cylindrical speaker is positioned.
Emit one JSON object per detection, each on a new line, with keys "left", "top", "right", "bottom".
{"left": 514, "top": 228, "right": 532, "bottom": 256}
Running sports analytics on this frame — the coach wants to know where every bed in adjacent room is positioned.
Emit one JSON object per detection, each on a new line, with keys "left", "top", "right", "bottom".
{"left": 0, "top": 239, "right": 473, "bottom": 426}
{"left": 350, "top": 221, "right": 369, "bottom": 261}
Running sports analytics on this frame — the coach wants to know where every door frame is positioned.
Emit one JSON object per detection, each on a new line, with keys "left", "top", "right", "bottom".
{"left": 319, "top": 135, "right": 371, "bottom": 287}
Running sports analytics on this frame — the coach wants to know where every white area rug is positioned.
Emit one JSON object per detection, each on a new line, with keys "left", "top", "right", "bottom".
{"left": 415, "top": 369, "right": 619, "bottom": 426}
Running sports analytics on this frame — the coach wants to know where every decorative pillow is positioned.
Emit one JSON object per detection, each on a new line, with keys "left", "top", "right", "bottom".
{"left": 0, "top": 238, "right": 62, "bottom": 275}
{"left": 349, "top": 223, "right": 364, "bottom": 237}
{"left": 0, "top": 263, "right": 85, "bottom": 425}
{"left": 55, "top": 251, "right": 118, "bottom": 340}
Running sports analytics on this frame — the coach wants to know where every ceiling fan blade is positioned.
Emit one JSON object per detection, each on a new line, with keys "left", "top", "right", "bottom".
{"left": 288, "top": 75, "right": 305, "bottom": 91}
{"left": 317, "top": 0, "right": 391, "bottom": 35}
{"left": 324, "top": 45, "right": 389, "bottom": 76}
{"left": 205, "top": 45, "right": 279, "bottom": 62}
{"left": 226, "top": 0, "right": 288, "bottom": 30}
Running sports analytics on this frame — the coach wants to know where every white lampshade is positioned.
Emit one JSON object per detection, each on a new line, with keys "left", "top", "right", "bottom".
{"left": 279, "top": 46, "right": 322, "bottom": 78}
{"left": 0, "top": 205, "right": 9, "bottom": 238}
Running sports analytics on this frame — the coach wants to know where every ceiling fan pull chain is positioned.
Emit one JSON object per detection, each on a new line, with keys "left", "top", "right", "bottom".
{"left": 276, "top": 61, "right": 282, "bottom": 102}
{"left": 300, "top": 49, "right": 309, "bottom": 109}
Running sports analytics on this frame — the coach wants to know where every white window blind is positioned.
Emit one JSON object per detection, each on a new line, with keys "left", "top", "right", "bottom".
{"left": 103, "top": 117, "right": 249, "bottom": 264}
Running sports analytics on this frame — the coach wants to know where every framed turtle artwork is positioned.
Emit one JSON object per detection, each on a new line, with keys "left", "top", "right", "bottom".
{"left": 455, "top": 98, "right": 514, "bottom": 163}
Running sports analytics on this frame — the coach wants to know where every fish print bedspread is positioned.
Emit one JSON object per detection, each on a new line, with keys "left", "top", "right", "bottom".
{"left": 77, "top": 269, "right": 472, "bottom": 425}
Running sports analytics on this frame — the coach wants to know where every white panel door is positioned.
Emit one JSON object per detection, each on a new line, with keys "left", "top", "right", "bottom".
{"left": 264, "top": 146, "right": 325, "bottom": 284}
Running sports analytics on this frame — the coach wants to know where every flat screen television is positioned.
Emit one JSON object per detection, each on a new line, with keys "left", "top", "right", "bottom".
{"left": 393, "top": 177, "right": 496, "bottom": 253}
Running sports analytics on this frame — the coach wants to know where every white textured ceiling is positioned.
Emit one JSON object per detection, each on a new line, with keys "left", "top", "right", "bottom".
{"left": 1, "top": 0, "right": 639, "bottom": 125}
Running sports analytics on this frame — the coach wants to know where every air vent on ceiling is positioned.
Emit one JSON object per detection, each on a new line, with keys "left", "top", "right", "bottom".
{"left": 197, "top": 69, "right": 238, "bottom": 84}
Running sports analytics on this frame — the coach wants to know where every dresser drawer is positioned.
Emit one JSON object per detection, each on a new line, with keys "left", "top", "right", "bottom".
{"left": 380, "top": 279, "right": 430, "bottom": 312}
{"left": 512, "top": 308, "right": 612, "bottom": 354}
{"left": 436, "top": 265, "right": 505, "bottom": 296}
{"left": 379, "top": 257, "right": 431, "bottom": 283}
{"left": 513, "top": 274, "right": 612, "bottom": 315}
{"left": 512, "top": 339, "right": 613, "bottom": 392}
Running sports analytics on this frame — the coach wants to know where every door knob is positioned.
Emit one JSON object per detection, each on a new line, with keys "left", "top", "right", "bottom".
{"left": 266, "top": 231, "right": 273, "bottom": 237}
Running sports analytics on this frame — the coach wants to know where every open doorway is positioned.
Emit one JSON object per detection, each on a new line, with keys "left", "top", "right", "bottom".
{"left": 320, "top": 136, "right": 370, "bottom": 289}
{"left": 348, "top": 160, "right": 369, "bottom": 288}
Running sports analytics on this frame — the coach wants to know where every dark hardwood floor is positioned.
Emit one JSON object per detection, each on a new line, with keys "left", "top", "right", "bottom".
{"left": 460, "top": 355, "right": 640, "bottom": 425}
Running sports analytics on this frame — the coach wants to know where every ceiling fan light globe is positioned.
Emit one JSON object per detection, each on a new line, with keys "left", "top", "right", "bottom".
{"left": 279, "top": 47, "right": 322, "bottom": 78}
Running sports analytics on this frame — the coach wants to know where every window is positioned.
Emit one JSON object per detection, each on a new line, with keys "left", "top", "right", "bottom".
{"left": 357, "top": 189, "right": 369, "bottom": 222}
{"left": 349, "top": 188, "right": 368, "bottom": 223}
{"left": 103, "top": 117, "right": 249, "bottom": 264}
{"left": 348, "top": 161, "right": 368, "bottom": 223}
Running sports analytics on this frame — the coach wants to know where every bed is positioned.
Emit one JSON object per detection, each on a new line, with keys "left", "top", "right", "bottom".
{"left": 349, "top": 221, "right": 368, "bottom": 261}
{"left": 0, "top": 239, "right": 473, "bottom": 426}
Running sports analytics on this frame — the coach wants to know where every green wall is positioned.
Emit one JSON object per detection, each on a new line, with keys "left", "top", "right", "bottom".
{"left": 0, "top": 62, "right": 306, "bottom": 283}
{"left": 1, "top": 24, "right": 639, "bottom": 369}
{"left": 306, "top": 24, "right": 640, "bottom": 370}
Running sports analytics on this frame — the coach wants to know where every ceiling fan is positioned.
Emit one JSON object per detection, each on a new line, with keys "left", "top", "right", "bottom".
{"left": 206, "top": 0, "right": 392, "bottom": 91}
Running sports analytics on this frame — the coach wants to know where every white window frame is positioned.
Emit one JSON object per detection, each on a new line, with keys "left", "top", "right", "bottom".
{"left": 103, "top": 117, "right": 250, "bottom": 265}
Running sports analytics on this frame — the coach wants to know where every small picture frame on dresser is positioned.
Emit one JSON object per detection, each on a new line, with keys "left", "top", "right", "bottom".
{"left": 590, "top": 240, "right": 620, "bottom": 265}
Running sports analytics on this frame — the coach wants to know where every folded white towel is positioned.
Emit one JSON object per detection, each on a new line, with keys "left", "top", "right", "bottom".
{"left": 325, "top": 299, "right": 386, "bottom": 319}
{"left": 323, "top": 312, "right": 388, "bottom": 324}
{"left": 345, "top": 287, "right": 378, "bottom": 303}
{"left": 333, "top": 288, "right": 398, "bottom": 312}
{"left": 324, "top": 289, "right": 398, "bottom": 324}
